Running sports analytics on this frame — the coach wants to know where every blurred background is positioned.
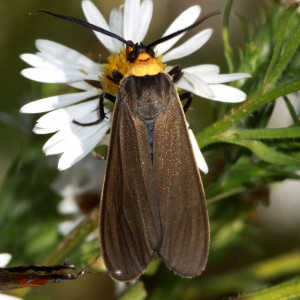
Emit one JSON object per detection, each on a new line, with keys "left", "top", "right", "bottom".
{"left": 1, "top": 0, "right": 300, "bottom": 299}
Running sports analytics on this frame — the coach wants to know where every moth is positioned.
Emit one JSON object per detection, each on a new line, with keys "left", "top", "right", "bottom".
{"left": 32, "top": 9, "right": 220, "bottom": 281}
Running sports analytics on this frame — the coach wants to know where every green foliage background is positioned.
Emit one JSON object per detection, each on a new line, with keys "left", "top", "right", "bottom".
{"left": 1, "top": 0, "right": 300, "bottom": 299}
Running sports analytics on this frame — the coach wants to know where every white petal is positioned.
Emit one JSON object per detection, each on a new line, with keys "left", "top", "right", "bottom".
{"left": 180, "top": 72, "right": 215, "bottom": 98}
{"left": 20, "top": 53, "right": 56, "bottom": 69}
{"left": 20, "top": 91, "right": 98, "bottom": 113}
{"left": 37, "top": 51, "right": 101, "bottom": 76}
{"left": 164, "top": 65, "right": 174, "bottom": 73}
{"left": 123, "top": 0, "right": 140, "bottom": 42}
{"left": 100, "top": 134, "right": 110, "bottom": 146}
{"left": 58, "top": 192, "right": 80, "bottom": 214}
{"left": 0, "top": 253, "right": 12, "bottom": 267}
{"left": 154, "top": 5, "right": 201, "bottom": 56}
{"left": 109, "top": 8, "right": 124, "bottom": 51}
{"left": 68, "top": 81, "right": 96, "bottom": 90}
{"left": 58, "top": 136, "right": 100, "bottom": 171}
{"left": 57, "top": 120, "right": 110, "bottom": 170}
{"left": 43, "top": 118, "right": 99, "bottom": 155}
{"left": 21, "top": 67, "right": 98, "bottom": 83}
{"left": 33, "top": 127, "right": 57, "bottom": 134}
{"left": 136, "top": 0, "right": 153, "bottom": 42}
{"left": 162, "top": 28, "right": 213, "bottom": 62}
{"left": 0, "top": 294, "right": 23, "bottom": 300}
{"left": 36, "top": 99, "right": 99, "bottom": 130}
{"left": 109, "top": 8, "right": 123, "bottom": 37}
{"left": 208, "top": 84, "right": 247, "bottom": 102}
{"left": 200, "top": 73, "right": 251, "bottom": 84}
{"left": 43, "top": 129, "right": 70, "bottom": 154}
{"left": 183, "top": 64, "right": 220, "bottom": 76}
{"left": 174, "top": 77, "right": 195, "bottom": 93}
{"left": 43, "top": 109, "right": 111, "bottom": 155}
{"left": 58, "top": 217, "right": 84, "bottom": 236}
{"left": 187, "top": 125, "right": 208, "bottom": 174}
{"left": 82, "top": 0, "right": 120, "bottom": 53}
{"left": 36, "top": 39, "right": 100, "bottom": 71}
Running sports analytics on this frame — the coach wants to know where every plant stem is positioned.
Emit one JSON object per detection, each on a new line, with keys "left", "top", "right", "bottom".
{"left": 43, "top": 208, "right": 99, "bottom": 265}
{"left": 223, "top": 127, "right": 300, "bottom": 140}
{"left": 222, "top": 0, "right": 235, "bottom": 73}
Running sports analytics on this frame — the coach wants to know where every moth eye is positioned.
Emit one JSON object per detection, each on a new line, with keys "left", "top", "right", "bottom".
{"left": 128, "top": 51, "right": 137, "bottom": 63}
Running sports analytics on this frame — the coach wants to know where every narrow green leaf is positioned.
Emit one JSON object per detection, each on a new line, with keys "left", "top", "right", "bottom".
{"left": 207, "top": 187, "right": 245, "bottom": 204}
{"left": 223, "top": 127, "right": 300, "bottom": 140}
{"left": 185, "top": 252, "right": 300, "bottom": 298}
{"left": 284, "top": 95, "right": 299, "bottom": 124}
{"left": 263, "top": 4, "right": 300, "bottom": 91}
{"left": 237, "top": 276, "right": 300, "bottom": 300}
{"left": 118, "top": 282, "right": 147, "bottom": 300}
{"left": 222, "top": 0, "right": 235, "bottom": 73}
{"left": 223, "top": 139, "right": 300, "bottom": 166}
{"left": 236, "top": 14, "right": 250, "bottom": 43}
{"left": 267, "top": 25, "right": 300, "bottom": 91}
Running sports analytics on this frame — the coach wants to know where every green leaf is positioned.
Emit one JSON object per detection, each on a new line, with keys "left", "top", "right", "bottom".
{"left": 197, "top": 80, "right": 300, "bottom": 147}
{"left": 206, "top": 155, "right": 300, "bottom": 203}
{"left": 263, "top": 4, "right": 300, "bottom": 91}
{"left": 284, "top": 95, "right": 299, "bottom": 124}
{"left": 118, "top": 282, "right": 147, "bottom": 300}
{"left": 223, "top": 139, "right": 300, "bottom": 166}
{"left": 184, "top": 252, "right": 300, "bottom": 299}
{"left": 237, "top": 276, "right": 300, "bottom": 300}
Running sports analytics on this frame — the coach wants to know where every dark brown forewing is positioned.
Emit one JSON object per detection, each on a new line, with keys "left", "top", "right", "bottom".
{"left": 153, "top": 75, "right": 210, "bottom": 277}
{"left": 100, "top": 94, "right": 155, "bottom": 281}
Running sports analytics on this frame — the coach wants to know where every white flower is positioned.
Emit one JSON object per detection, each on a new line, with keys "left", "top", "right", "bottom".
{"left": 20, "top": 0, "right": 250, "bottom": 172}
{"left": 52, "top": 156, "right": 104, "bottom": 236}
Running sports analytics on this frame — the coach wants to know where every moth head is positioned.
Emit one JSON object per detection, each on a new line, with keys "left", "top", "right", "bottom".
{"left": 127, "top": 43, "right": 155, "bottom": 63}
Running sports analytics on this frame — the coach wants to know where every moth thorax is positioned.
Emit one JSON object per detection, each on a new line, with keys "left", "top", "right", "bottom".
{"left": 129, "top": 54, "right": 164, "bottom": 77}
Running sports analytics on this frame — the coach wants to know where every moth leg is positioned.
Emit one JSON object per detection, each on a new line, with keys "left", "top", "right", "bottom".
{"left": 106, "top": 69, "right": 124, "bottom": 85}
{"left": 72, "top": 92, "right": 116, "bottom": 127}
{"left": 179, "top": 92, "right": 193, "bottom": 112}
{"left": 168, "top": 65, "right": 183, "bottom": 83}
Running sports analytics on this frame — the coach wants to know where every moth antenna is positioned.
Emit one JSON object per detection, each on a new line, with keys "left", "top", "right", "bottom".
{"left": 147, "top": 11, "right": 221, "bottom": 48}
{"left": 30, "top": 10, "right": 134, "bottom": 48}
